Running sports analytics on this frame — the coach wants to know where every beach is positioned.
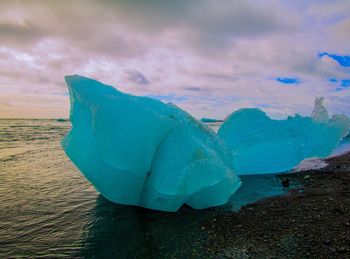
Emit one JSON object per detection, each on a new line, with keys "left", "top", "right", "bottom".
{"left": 203, "top": 152, "right": 350, "bottom": 258}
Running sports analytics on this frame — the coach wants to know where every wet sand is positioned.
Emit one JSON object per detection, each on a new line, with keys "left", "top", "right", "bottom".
{"left": 203, "top": 152, "right": 350, "bottom": 258}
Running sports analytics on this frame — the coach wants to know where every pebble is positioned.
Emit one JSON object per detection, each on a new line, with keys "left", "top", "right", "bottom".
{"left": 323, "top": 240, "right": 331, "bottom": 246}
{"left": 282, "top": 178, "right": 290, "bottom": 188}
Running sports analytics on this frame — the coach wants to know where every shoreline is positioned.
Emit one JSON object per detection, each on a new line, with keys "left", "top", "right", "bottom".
{"left": 202, "top": 151, "right": 350, "bottom": 258}
{"left": 92, "top": 152, "right": 350, "bottom": 258}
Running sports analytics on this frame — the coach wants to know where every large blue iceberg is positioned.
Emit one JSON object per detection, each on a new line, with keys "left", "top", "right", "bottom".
{"left": 62, "top": 75, "right": 240, "bottom": 212}
{"left": 62, "top": 75, "right": 350, "bottom": 211}
{"left": 218, "top": 97, "right": 350, "bottom": 175}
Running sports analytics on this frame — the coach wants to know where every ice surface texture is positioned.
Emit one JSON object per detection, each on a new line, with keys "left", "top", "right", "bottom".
{"left": 218, "top": 98, "right": 350, "bottom": 175}
{"left": 62, "top": 75, "right": 240, "bottom": 212}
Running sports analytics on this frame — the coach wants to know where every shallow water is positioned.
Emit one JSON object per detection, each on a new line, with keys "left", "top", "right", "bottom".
{"left": 0, "top": 119, "right": 344, "bottom": 257}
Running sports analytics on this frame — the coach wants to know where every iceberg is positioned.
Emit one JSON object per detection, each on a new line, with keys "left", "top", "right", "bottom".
{"left": 62, "top": 75, "right": 240, "bottom": 212}
{"left": 218, "top": 98, "right": 350, "bottom": 175}
{"left": 311, "top": 97, "right": 329, "bottom": 123}
{"left": 141, "top": 123, "right": 240, "bottom": 211}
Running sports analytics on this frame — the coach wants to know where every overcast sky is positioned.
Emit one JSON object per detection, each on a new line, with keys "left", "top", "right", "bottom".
{"left": 0, "top": 0, "right": 349, "bottom": 119}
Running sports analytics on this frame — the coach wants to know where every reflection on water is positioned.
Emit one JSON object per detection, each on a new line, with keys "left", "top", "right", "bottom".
{"left": 79, "top": 196, "right": 216, "bottom": 258}
{"left": 79, "top": 178, "right": 292, "bottom": 258}
{"left": 0, "top": 119, "right": 214, "bottom": 257}
{"left": 0, "top": 119, "right": 331, "bottom": 257}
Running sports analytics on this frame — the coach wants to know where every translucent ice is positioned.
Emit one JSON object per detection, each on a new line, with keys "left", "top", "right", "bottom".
{"left": 311, "top": 97, "right": 329, "bottom": 123}
{"left": 218, "top": 100, "right": 350, "bottom": 175}
{"left": 62, "top": 75, "right": 240, "bottom": 212}
{"left": 141, "top": 123, "right": 240, "bottom": 211}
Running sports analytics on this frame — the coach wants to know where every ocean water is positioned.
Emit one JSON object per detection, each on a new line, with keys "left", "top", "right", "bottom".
{"left": 0, "top": 119, "right": 216, "bottom": 258}
{"left": 0, "top": 119, "right": 347, "bottom": 257}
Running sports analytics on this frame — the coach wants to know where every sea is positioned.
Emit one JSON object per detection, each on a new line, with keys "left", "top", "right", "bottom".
{"left": 1, "top": 119, "right": 349, "bottom": 258}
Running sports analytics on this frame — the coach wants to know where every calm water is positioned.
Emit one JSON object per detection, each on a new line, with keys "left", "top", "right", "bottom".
{"left": 0, "top": 119, "right": 331, "bottom": 258}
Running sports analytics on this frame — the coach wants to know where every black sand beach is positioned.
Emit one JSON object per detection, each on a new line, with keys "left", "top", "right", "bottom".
{"left": 203, "top": 152, "right": 350, "bottom": 258}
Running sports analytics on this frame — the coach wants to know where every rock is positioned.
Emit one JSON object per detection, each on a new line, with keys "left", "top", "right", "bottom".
{"left": 282, "top": 178, "right": 290, "bottom": 188}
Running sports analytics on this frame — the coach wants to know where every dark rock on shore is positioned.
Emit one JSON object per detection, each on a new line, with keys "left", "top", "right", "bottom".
{"left": 281, "top": 178, "right": 290, "bottom": 188}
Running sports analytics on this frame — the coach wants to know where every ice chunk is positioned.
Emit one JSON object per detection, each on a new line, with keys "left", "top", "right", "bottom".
{"left": 141, "top": 122, "right": 240, "bottom": 211}
{"left": 311, "top": 97, "right": 329, "bottom": 123}
{"left": 62, "top": 75, "right": 240, "bottom": 212}
{"left": 218, "top": 99, "right": 350, "bottom": 175}
{"left": 329, "top": 114, "right": 350, "bottom": 138}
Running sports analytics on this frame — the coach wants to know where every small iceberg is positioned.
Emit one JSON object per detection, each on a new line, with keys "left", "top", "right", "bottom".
{"left": 218, "top": 97, "right": 350, "bottom": 175}
{"left": 62, "top": 75, "right": 240, "bottom": 212}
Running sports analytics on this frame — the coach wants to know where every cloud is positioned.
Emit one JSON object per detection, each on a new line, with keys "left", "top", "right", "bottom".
{"left": 331, "top": 18, "right": 350, "bottom": 44}
{"left": 125, "top": 69, "right": 150, "bottom": 85}
{"left": 182, "top": 86, "right": 205, "bottom": 92}
{"left": 341, "top": 80, "right": 350, "bottom": 87}
{"left": 0, "top": 21, "right": 45, "bottom": 46}
{"left": 145, "top": 94, "right": 189, "bottom": 103}
{"left": 0, "top": 0, "right": 349, "bottom": 118}
{"left": 0, "top": 0, "right": 297, "bottom": 54}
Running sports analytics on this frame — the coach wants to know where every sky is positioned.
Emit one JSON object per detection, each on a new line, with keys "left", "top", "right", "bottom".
{"left": 0, "top": 0, "right": 349, "bottom": 119}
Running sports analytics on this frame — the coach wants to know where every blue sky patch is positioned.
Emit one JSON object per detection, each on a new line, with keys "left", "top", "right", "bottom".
{"left": 276, "top": 77, "right": 300, "bottom": 84}
{"left": 341, "top": 79, "right": 350, "bottom": 87}
{"left": 319, "top": 52, "right": 350, "bottom": 67}
{"left": 336, "top": 88, "right": 343, "bottom": 92}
